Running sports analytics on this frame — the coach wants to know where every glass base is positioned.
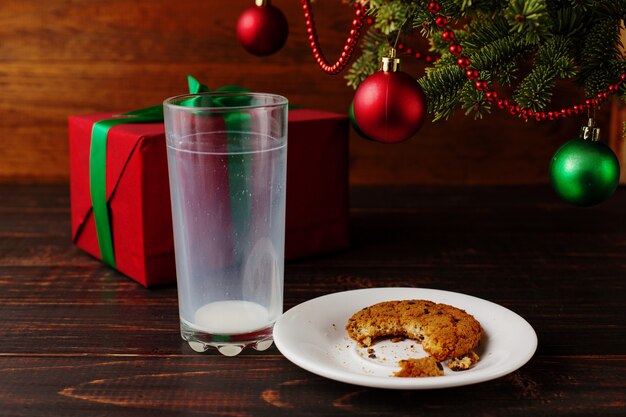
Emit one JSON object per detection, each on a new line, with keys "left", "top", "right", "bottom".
{"left": 180, "top": 320, "right": 274, "bottom": 356}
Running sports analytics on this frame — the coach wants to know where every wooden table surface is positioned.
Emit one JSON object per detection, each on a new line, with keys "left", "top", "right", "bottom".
{"left": 1, "top": 184, "right": 624, "bottom": 416}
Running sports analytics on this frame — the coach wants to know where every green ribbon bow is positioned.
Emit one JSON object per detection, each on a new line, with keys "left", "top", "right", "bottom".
{"left": 89, "top": 75, "right": 249, "bottom": 268}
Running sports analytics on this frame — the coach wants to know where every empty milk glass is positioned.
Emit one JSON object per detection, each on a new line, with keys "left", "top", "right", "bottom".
{"left": 164, "top": 92, "right": 287, "bottom": 356}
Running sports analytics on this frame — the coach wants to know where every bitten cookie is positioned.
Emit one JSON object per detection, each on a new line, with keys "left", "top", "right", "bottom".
{"left": 346, "top": 299, "right": 482, "bottom": 361}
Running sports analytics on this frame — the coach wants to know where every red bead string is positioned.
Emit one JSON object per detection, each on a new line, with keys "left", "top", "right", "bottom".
{"left": 302, "top": 1, "right": 437, "bottom": 73}
{"left": 396, "top": 43, "right": 438, "bottom": 63}
{"left": 425, "top": 0, "right": 625, "bottom": 122}
{"left": 301, "top": 0, "right": 368, "bottom": 75}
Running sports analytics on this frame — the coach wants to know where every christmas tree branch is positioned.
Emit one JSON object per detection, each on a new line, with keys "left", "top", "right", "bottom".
{"left": 346, "top": 0, "right": 625, "bottom": 118}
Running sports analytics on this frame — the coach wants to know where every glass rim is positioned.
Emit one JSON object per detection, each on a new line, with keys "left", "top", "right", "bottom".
{"left": 163, "top": 91, "right": 288, "bottom": 112}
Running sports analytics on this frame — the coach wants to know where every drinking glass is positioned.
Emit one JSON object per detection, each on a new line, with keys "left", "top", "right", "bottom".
{"left": 164, "top": 92, "right": 287, "bottom": 356}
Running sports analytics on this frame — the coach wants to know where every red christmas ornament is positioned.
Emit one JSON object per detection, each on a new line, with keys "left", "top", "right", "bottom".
{"left": 353, "top": 53, "right": 427, "bottom": 144}
{"left": 237, "top": 0, "right": 289, "bottom": 56}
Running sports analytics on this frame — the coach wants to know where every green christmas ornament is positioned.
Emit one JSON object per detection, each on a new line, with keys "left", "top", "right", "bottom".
{"left": 349, "top": 100, "right": 373, "bottom": 141}
{"left": 550, "top": 119, "right": 620, "bottom": 207}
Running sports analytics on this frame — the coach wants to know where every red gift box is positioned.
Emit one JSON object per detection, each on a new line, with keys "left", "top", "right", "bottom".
{"left": 69, "top": 109, "right": 349, "bottom": 287}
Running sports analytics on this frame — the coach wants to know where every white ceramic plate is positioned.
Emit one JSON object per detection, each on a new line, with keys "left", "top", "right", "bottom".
{"left": 273, "top": 287, "right": 537, "bottom": 390}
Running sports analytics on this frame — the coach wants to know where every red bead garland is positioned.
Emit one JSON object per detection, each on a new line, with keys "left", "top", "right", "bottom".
{"left": 427, "top": 2, "right": 441, "bottom": 14}
{"left": 441, "top": 30, "right": 455, "bottom": 43}
{"left": 301, "top": 0, "right": 368, "bottom": 75}
{"left": 457, "top": 57, "right": 470, "bottom": 68}
{"left": 449, "top": 44, "right": 462, "bottom": 56}
{"left": 466, "top": 69, "right": 479, "bottom": 80}
{"left": 302, "top": 0, "right": 437, "bottom": 72}
{"left": 396, "top": 43, "right": 438, "bottom": 63}
{"left": 425, "top": 0, "right": 625, "bottom": 122}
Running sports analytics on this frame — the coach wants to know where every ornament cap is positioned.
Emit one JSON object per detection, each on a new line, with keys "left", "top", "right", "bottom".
{"left": 381, "top": 48, "right": 401, "bottom": 72}
{"left": 255, "top": 0, "right": 267, "bottom": 6}
{"left": 581, "top": 118, "right": 600, "bottom": 142}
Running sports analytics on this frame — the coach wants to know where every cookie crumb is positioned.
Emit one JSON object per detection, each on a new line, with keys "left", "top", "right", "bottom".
{"left": 394, "top": 357, "right": 444, "bottom": 378}
{"left": 447, "top": 351, "right": 480, "bottom": 371}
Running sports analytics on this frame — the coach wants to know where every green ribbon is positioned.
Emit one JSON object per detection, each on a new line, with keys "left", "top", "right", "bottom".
{"left": 89, "top": 105, "right": 164, "bottom": 268}
{"left": 89, "top": 75, "right": 249, "bottom": 268}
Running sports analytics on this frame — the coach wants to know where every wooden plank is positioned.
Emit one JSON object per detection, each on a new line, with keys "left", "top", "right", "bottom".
{"left": 0, "top": 356, "right": 624, "bottom": 416}
{"left": 0, "top": 264, "right": 624, "bottom": 356}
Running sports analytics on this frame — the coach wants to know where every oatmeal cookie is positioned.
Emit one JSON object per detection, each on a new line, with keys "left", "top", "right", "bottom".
{"left": 346, "top": 299, "right": 482, "bottom": 361}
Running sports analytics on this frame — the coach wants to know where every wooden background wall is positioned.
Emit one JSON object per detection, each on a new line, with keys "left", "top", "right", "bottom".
{"left": 1, "top": 0, "right": 623, "bottom": 184}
